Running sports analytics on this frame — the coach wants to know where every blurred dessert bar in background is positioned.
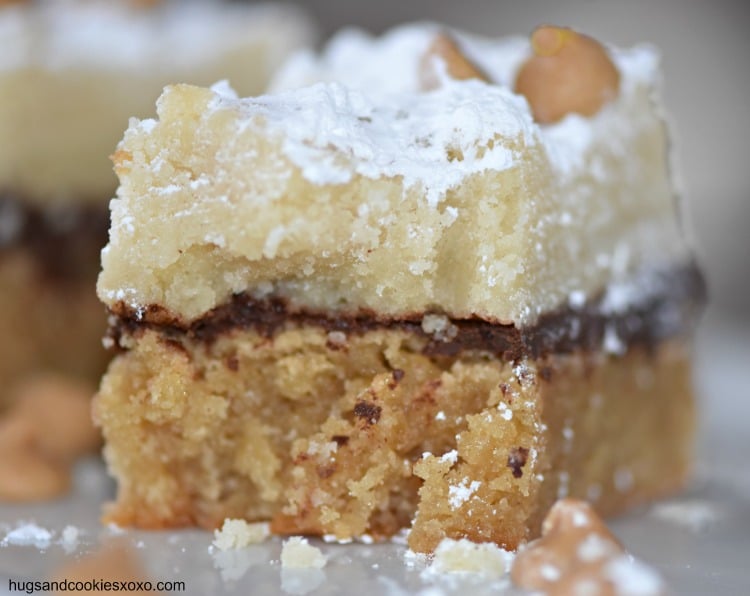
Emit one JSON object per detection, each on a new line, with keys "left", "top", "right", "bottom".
{"left": 0, "top": 0, "right": 314, "bottom": 413}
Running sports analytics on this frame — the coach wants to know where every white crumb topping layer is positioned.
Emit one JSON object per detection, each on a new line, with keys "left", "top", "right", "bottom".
{"left": 270, "top": 23, "right": 660, "bottom": 184}
{"left": 210, "top": 77, "right": 535, "bottom": 206}
{"left": 98, "top": 23, "right": 690, "bottom": 323}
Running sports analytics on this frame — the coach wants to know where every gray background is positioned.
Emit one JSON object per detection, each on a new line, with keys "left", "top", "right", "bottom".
{"left": 250, "top": 0, "right": 750, "bottom": 321}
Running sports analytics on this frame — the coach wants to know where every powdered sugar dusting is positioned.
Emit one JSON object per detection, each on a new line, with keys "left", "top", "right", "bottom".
{"left": 649, "top": 499, "right": 723, "bottom": 532}
{"left": 604, "top": 554, "right": 665, "bottom": 595}
{"left": 1, "top": 522, "right": 53, "bottom": 549}
{"left": 448, "top": 478, "right": 481, "bottom": 509}
{"left": 270, "top": 23, "right": 661, "bottom": 191}
{"left": 211, "top": 78, "right": 535, "bottom": 206}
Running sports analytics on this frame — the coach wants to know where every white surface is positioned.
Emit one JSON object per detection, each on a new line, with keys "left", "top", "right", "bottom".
{"left": 0, "top": 314, "right": 748, "bottom": 595}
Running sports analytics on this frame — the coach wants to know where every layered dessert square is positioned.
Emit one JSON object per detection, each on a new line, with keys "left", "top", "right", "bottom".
{"left": 0, "top": 0, "right": 314, "bottom": 408}
{"left": 94, "top": 24, "right": 704, "bottom": 552}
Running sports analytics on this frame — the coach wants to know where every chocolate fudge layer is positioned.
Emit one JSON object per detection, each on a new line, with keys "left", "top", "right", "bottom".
{"left": 107, "top": 262, "right": 704, "bottom": 359}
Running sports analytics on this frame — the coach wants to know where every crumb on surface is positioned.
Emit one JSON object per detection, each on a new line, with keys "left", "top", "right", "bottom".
{"left": 426, "top": 537, "right": 514, "bottom": 578}
{"left": 280, "top": 536, "right": 327, "bottom": 569}
{"left": 649, "top": 499, "right": 722, "bottom": 532}
{"left": 212, "top": 519, "right": 269, "bottom": 551}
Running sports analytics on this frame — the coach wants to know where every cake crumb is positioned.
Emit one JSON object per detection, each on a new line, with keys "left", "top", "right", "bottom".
{"left": 425, "top": 537, "right": 514, "bottom": 579}
{"left": 213, "top": 519, "right": 269, "bottom": 551}
{"left": 421, "top": 314, "right": 458, "bottom": 342}
{"left": 280, "top": 537, "right": 327, "bottom": 569}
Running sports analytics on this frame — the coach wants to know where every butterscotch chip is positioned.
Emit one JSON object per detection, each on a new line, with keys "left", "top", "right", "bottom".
{"left": 0, "top": 444, "right": 70, "bottom": 501}
{"left": 50, "top": 541, "right": 156, "bottom": 595}
{"left": 511, "top": 499, "right": 665, "bottom": 595}
{"left": 12, "top": 374, "right": 99, "bottom": 461}
{"left": 0, "top": 413, "right": 73, "bottom": 501}
{"left": 0, "top": 375, "right": 98, "bottom": 502}
{"left": 420, "top": 32, "right": 489, "bottom": 90}
{"left": 0, "top": 414, "right": 35, "bottom": 450}
{"left": 515, "top": 25, "right": 620, "bottom": 123}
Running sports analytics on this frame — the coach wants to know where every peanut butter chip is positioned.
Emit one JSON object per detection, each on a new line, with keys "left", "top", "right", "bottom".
{"left": 0, "top": 375, "right": 99, "bottom": 502}
{"left": 514, "top": 25, "right": 620, "bottom": 124}
{"left": 13, "top": 375, "right": 100, "bottom": 460}
{"left": 420, "top": 32, "right": 490, "bottom": 91}
{"left": 50, "top": 541, "right": 156, "bottom": 595}
{"left": 0, "top": 444, "right": 70, "bottom": 501}
{"left": 511, "top": 499, "right": 665, "bottom": 595}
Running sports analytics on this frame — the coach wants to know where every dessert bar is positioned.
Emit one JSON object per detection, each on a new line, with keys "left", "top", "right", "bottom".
{"left": 95, "top": 24, "right": 704, "bottom": 552}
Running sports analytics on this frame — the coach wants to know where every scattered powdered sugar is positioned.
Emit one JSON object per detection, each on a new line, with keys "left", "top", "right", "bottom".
{"left": 497, "top": 401, "right": 513, "bottom": 421}
{"left": 577, "top": 533, "right": 621, "bottom": 563}
{"left": 649, "top": 499, "right": 723, "bottom": 532}
{"left": 568, "top": 290, "right": 587, "bottom": 309}
{"left": 604, "top": 554, "right": 666, "bottom": 595}
{"left": 557, "top": 471, "right": 570, "bottom": 499}
{"left": 448, "top": 478, "right": 481, "bottom": 509}
{"left": 439, "top": 449, "right": 458, "bottom": 465}
{"left": 540, "top": 563, "right": 561, "bottom": 581}
{"left": 1, "top": 523, "right": 53, "bottom": 549}
{"left": 614, "top": 467, "right": 635, "bottom": 493}
{"left": 604, "top": 324, "right": 626, "bottom": 355}
{"left": 59, "top": 525, "right": 82, "bottom": 553}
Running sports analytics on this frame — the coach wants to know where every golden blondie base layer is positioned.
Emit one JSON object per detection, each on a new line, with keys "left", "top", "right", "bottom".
{"left": 0, "top": 248, "right": 107, "bottom": 409}
{"left": 95, "top": 323, "right": 694, "bottom": 553}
